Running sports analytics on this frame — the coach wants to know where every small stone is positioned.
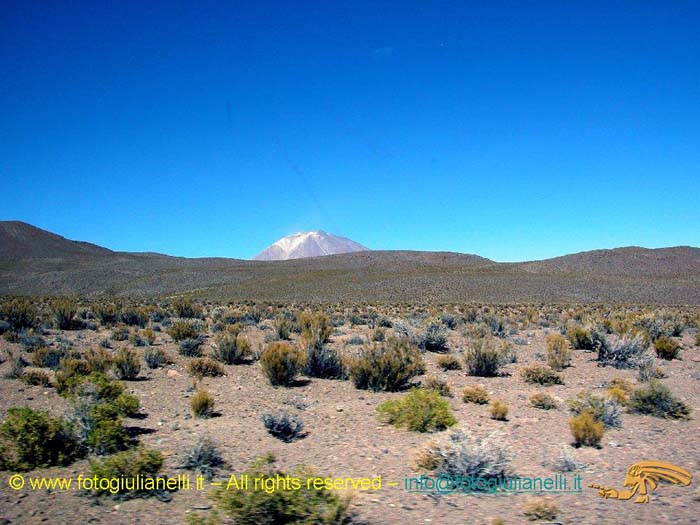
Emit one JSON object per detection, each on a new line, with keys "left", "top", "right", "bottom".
{"left": 167, "top": 369, "right": 180, "bottom": 378}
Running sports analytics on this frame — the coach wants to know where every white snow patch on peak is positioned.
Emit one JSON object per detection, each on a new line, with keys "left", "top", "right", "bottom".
{"left": 253, "top": 231, "right": 368, "bottom": 261}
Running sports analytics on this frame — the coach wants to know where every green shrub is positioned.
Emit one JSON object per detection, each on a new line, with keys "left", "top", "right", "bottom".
{"left": 529, "top": 392, "right": 558, "bottom": 410}
{"left": 259, "top": 342, "right": 306, "bottom": 387}
{"left": 51, "top": 298, "right": 79, "bottom": 330}
{"left": 211, "top": 333, "right": 250, "bottom": 364}
{"left": 569, "top": 412, "right": 604, "bottom": 448}
{"left": 545, "top": 333, "right": 572, "bottom": 370}
{"left": 1, "top": 298, "right": 37, "bottom": 330}
{"left": 188, "top": 357, "right": 225, "bottom": 378}
{"left": 628, "top": 380, "right": 691, "bottom": 420}
{"left": 298, "top": 311, "right": 333, "bottom": 349}
{"left": 377, "top": 388, "right": 456, "bottom": 432}
{"left": 88, "top": 448, "right": 165, "bottom": 499}
{"left": 653, "top": 336, "right": 681, "bottom": 360}
{"left": 168, "top": 321, "right": 200, "bottom": 342}
{"left": 436, "top": 354, "right": 462, "bottom": 371}
{"left": 191, "top": 390, "right": 215, "bottom": 418}
{"left": 463, "top": 338, "right": 506, "bottom": 377}
{"left": 0, "top": 407, "right": 81, "bottom": 471}
{"left": 521, "top": 365, "right": 563, "bottom": 386}
{"left": 348, "top": 338, "right": 425, "bottom": 392}
{"left": 112, "top": 348, "right": 141, "bottom": 380}
{"left": 210, "top": 455, "right": 353, "bottom": 525}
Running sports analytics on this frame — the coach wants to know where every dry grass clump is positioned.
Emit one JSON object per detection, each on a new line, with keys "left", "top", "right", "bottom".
{"left": 522, "top": 497, "right": 559, "bottom": 521}
{"left": 348, "top": 338, "right": 425, "bottom": 392}
{"left": 529, "top": 391, "right": 557, "bottom": 410}
{"left": 463, "top": 337, "right": 507, "bottom": 377}
{"left": 298, "top": 311, "right": 333, "bottom": 349}
{"left": 191, "top": 389, "right": 215, "bottom": 418}
{"left": 520, "top": 365, "right": 563, "bottom": 386}
{"left": 187, "top": 357, "right": 225, "bottom": 378}
{"left": 489, "top": 400, "right": 508, "bottom": 421}
{"left": 653, "top": 336, "right": 681, "bottom": 360}
{"left": 211, "top": 332, "right": 250, "bottom": 364}
{"left": 259, "top": 342, "right": 306, "bottom": 387}
{"left": 436, "top": 354, "right": 462, "bottom": 371}
{"left": 423, "top": 375, "right": 452, "bottom": 397}
{"left": 545, "top": 333, "right": 572, "bottom": 370}
{"left": 462, "top": 385, "right": 490, "bottom": 404}
{"left": 112, "top": 348, "right": 141, "bottom": 380}
{"left": 569, "top": 412, "right": 604, "bottom": 448}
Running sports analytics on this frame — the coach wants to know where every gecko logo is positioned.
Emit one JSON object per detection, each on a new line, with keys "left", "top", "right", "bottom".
{"left": 589, "top": 461, "right": 692, "bottom": 503}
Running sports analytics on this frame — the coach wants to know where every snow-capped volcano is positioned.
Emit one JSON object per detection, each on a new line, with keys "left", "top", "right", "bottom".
{"left": 253, "top": 231, "right": 369, "bottom": 261}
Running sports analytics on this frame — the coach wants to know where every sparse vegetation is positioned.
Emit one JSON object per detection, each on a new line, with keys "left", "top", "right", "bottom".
{"left": 463, "top": 337, "right": 506, "bottom": 377}
{"left": 520, "top": 365, "right": 563, "bottom": 386}
{"left": 377, "top": 388, "right": 456, "bottom": 432}
{"left": 187, "top": 357, "right": 225, "bottom": 378}
{"left": 569, "top": 412, "right": 604, "bottom": 448}
{"left": 436, "top": 354, "right": 462, "bottom": 371}
{"left": 628, "top": 380, "right": 691, "bottom": 420}
{"left": 348, "top": 338, "right": 425, "bottom": 392}
{"left": 529, "top": 392, "right": 558, "bottom": 410}
{"left": 262, "top": 411, "right": 305, "bottom": 442}
{"left": 545, "top": 332, "right": 572, "bottom": 370}
{"left": 259, "top": 342, "right": 306, "bottom": 386}
{"left": 522, "top": 498, "right": 559, "bottom": 521}
{"left": 462, "top": 385, "right": 490, "bottom": 404}
{"left": 88, "top": 448, "right": 166, "bottom": 499}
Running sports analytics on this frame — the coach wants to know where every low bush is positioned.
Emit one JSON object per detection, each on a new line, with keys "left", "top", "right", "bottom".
{"left": 188, "top": 357, "right": 225, "bottom": 378}
{"left": 597, "top": 334, "right": 647, "bottom": 369}
{"left": 628, "top": 381, "right": 691, "bottom": 420}
{"left": 210, "top": 455, "right": 353, "bottom": 525}
{"left": 520, "top": 365, "right": 563, "bottom": 386}
{"left": 348, "top": 338, "right": 425, "bottom": 392}
{"left": 418, "top": 319, "right": 449, "bottom": 352}
{"left": 88, "top": 448, "right": 166, "bottom": 499}
{"left": 211, "top": 333, "right": 250, "bottom": 365}
{"left": 654, "top": 336, "right": 681, "bottom": 360}
{"left": 31, "top": 346, "right": 66, "bottom": 369}
{"left": 172, "top": 296, "right": 201, "bottom": 319}
{"left": 413, "top": 429, "right": 513, "bottom": 484}
{"left": 84, "top": 347, "right": 113, "bottom": 373}
{"left": 377, "top": 388, "right": 456, "bottom": 432}
{"left": 191, "top": 389, "right": 215, "bottom": 418}
{"left": 490, "top": 400, "right": 508, "bottom": 421}
{"left": 1, "top": 298, "right": 37, "bottom": 330}
{"left": 262, "top": 412, "right": 306, "bottom": 442}
{"left": 144, "top": 348, "right": 168, "bottom": 369}
{"left": 461, "top": 385, "right": 490, "bottom": 405}
{"left": 545, "top": 333, "right": 572, "bottom": 370}
{"left": 529, "top": 392, "right": 558, "bottom": 410}
{"left": 304, "top": 345, "right": 346, "bottom": 379}
{"left": 569, "top": 412, "right": 604, "bottom": 448}
{"left": 51, "top": 298, "right": 79, "bottom": 330}
{"left": 523, "top": 498, "right": 559, "bottom": 521}
{"left": 566, "top": 326, "right": 594, "bottom": 350}
{"left": 259, "top": 342, "right": 306, "bottom": 387}
{"left": 112, "top": 348, "right": 141, "bottom": 380}
{"left": 21, "top": 368, "right": 52, "bottom": 386}
{"left": 168, "top": 321, "right": 200, "bottom": 342}
{"left": 568, "top": 391, "right": 621, "bottom": 428}
{"left": 463, "top": 337, "right": 506, "bottom": 377}
{"left": 182, "top": 437, "right": 225, "bottom": 481}
{"left": 423, "top": 375, "right": 452, "bottom": 397}
{"left": 0, "top": 407, "right": 82, "bottom": 471}
{"left": 298, "top": 311, "right": 333, "bottom": 350}
{"left": 436, "top": 354, "right": 462, "bottom": 371}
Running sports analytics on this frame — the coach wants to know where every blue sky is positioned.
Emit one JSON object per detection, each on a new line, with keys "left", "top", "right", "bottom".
{"left": 2, "top": 1, "right": 699, "bottom": 261}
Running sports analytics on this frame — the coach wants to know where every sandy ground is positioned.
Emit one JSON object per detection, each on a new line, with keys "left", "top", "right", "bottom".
{"left": 1, "top": 318, "right": 699, "bottom": 525}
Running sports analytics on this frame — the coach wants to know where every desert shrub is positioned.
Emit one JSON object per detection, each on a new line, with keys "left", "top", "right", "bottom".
{"left": 298, "top": 311, "right": 333, "bottom": 349}
{"left": 521, "top": 365, "right": 563, "bottom": 386}
{"left": 129, "top": 331, "right": 147, "bottom": 347}
{"left": 210, "top": 455, "right": 353, "bottom": 525}
{"left": 119, "top": 307, "right": 148, "bottom": 328}
{"left": 179, "top": 338, "right": 204, "bottom": 357}
{"left": 529, "top": 392, "right": 558, "bottom": 410}
{"left": 51, "top": 298, "right": 79, "bottom": 330}
{"left": 654, "top": 336, "right": 681, "bottom": 360}
{"left": 84, "top": 347, "right": 113, "bottom": 373}
{"left": 597, "top": 334, "right": 648, "bottom": 369}
{"left": 607, "top": 378, "right": 634, "bottom": 405}
{"left": 188, "top": 357, "right": 225, "bottom": 378}
{"left": 4, "top": 351, "right": 27, "bottom": 378}
{"left": 259, "top": 342, "right": 306, "bottom": 387}
{"left": 274, "top": 317, "right": 291, "bottom": 340}
{"left": 377, "top": 389, "right": 456, "bottom": 432}
{"left": 94, "top": 303, "right": 120, "bottom": 326}
{"left": 304, "top": 345, "right": 346, "bottom": 379}
{"left": 172, "top": 296, "right": 201, "bottom": 319}
{"left": 53, "top": 358, "right": 91, "bottom": 392}
{"left": 348, "top": 338, "right": 425, "bottom": 392}
{"left": 567, "top": 391, "right": 621, "bottom": 428}
{"left": 111, "top": 324, "right": 130, "bottom": 341}
{"left": 112, "top": 348, "right": 141, "bottom": 380}
{"left": 566, "top": 326, "right": 594, "bottom": 350}
{"left": 211, "top": 333, "right": 250, "bottom": 365}
{"left": 371, "top": 328, "right": 386, "bottom": 342}
{"left": 191, "top": 389, "right": 216, "bottom": 418}
{"left": 440, "top": 313, "right": 458, "bottom": 329}
{"left": 182, "top": 437, "right": 225, "bottom": 480}
{"left": 262, "top": 412, "right": 305, "bottom": 442}
{"left": 88, "top": 448, "right": 165, "bottom": 499}
{"left": 0, "top": 407, "right": 81, "bottom": 471}
{"left": 168, "top": 321, "right": 200, "bottom": 342}
{"left": 1, "top": 298, "right": 37, "bottom": 330}
{"left": 18, "top": 329, "right": 46, "bottom": 352}
{"left": 414, "top": 429, "right": 513, "bottom": 484}
{"left": 550, "top": 448, "right": 586, "bottom": 473}
{"left": 490, "top": 400, "right": 508, "bottom": 421}
{"left": 463, "top": 337, "right": 506, "bottom": 377}
{"left": 21, "top": 368, "right": 52, "bottom": 386}
{"left": 628, "top": 381, "right": 691, "bottom": 420}
{"left": 696, "top": 332, "right": 700, "bottom": 347}
{"left": 31, "top": 346, "right": 66, "bottom": 369}
{"left": 636, "top": 353, "right": 663, "bottom": 382}
{"left": 462, "top": 385, "right": 490, "bottom": 405}
{"left": 436, "top": 354, "right": 462, "bottom": 371}
{"left": 346, "top": 335, "right": 364, "bottom": 345}
{"left": 523, "top": 498, "right": 559, "bottom": 521}
{"left": 545, "top": 333, "right": 572, "bottom": 370}
{"left": 144, "top": 348, "right": 167, "bottom": 369}
{"left": 569, "top": 412, "right": 604, "bottom": 448}
{"left": 418, "top": 319, "right": 449, "bottom": 352}
{"left": 423, "top": 375, "right": 452, "bottom": 397}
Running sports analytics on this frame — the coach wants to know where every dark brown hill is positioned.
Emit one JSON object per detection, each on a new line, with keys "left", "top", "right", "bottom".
{"left": 1, "top": 221, "right": 698, "bottom": 303}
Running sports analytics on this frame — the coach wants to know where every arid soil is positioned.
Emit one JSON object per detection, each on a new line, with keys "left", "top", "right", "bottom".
{"left": 1, "top": 308, "right": 699, "bottom": 525}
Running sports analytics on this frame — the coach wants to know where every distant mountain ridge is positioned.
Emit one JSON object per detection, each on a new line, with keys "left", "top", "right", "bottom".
{"left": 253, "top": 231, "right": 369, "bottom": 261}
{"left": 1, "top": 221, "right": 699, "bottom": 303}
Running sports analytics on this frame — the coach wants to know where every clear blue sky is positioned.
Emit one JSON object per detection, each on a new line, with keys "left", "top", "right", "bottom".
{"left": 2, "top": 1, "right": 699, "bottom": 261}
